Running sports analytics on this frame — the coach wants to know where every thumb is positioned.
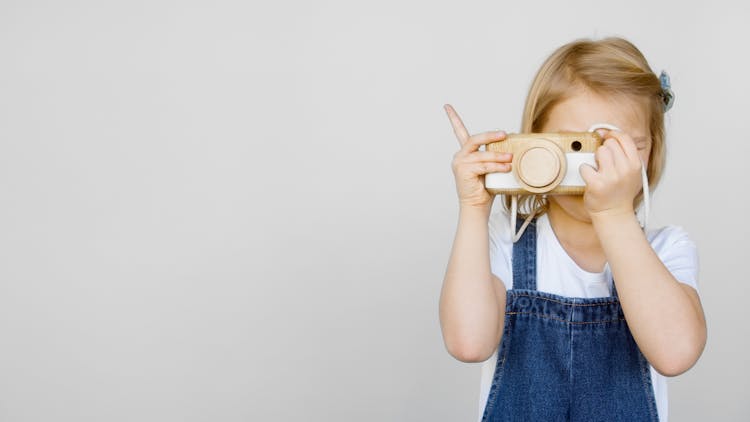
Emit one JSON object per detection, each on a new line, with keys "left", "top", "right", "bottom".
{"left": 579, "top": 163, "right": 597, "bottom": 186}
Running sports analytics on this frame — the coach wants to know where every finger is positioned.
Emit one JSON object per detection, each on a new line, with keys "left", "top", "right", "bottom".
{"left": 603, "top": 138, "right": 630, "bottom": 173}
{"left": 444, "top": 104, "right": 470, "bottom": 146}
{"left": 458, "top": 130, "right": 506, "bottom": 155}
{"left": 459, "top": 130, "right": 507, "bottom": 155}
{"left": 579, "top": 163, "right": 598, "bottom": 185}
{"left": 460, "top": 150, "right": 513, "bottom": 164}
{"left": 595, "top": 143, "right": 616, "bottom": 173}
{"left": 593, "top": 128, "right": 611, "bottom": 139}
{"left": 461, "top": 162, "right": 512, "bottom": 176}
{"left": 602, "top": 130, "right": 639, "bottom": 164}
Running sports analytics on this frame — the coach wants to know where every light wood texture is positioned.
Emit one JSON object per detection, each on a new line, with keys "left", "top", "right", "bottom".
{"left": 485, "top": 132, "right": 602, "bottom": 196}
{"left": 514, "top": 139, "right": 566, "bottom": 193}
{"left": 487, "top": 132, "right": 602, "bottom": 154}
{"left": 487, "top": 185, "right": 587, "bottom": 195}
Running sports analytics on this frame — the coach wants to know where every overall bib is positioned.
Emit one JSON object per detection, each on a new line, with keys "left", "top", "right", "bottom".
{"left": 481, "top": 219, "right": 659, "bottom": 422}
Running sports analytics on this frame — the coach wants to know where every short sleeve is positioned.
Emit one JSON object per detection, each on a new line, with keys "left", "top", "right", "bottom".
{"left": 488, "top": 202, "right": 513, "bottom": 291}
{"left": 647, "top": 225, "right": 700, "bottom": 292}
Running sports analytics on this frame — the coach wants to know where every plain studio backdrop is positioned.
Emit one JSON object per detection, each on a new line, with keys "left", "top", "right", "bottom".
{"left": 1, "top": 1, "right": 748, "bottom": 421}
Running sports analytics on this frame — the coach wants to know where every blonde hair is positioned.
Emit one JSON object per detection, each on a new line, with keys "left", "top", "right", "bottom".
{"left": 503, "top": 37, "right": 667, "bottom": 217}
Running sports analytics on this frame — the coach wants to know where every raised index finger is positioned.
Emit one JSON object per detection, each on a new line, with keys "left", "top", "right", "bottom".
{"left": 443, "top": 104, "right": 470, "bottom": 146}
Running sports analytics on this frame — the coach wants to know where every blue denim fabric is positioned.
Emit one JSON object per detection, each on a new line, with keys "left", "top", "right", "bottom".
{"left": 482, "top": 220, "right": 658, "bottom": 422}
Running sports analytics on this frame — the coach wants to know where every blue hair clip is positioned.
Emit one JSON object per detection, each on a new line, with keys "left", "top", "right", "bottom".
{"left": 659, "top": 70, "right": 675, "bottom": 112}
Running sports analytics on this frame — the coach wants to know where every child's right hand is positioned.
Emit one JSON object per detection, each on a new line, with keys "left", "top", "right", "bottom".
{"left": 444, "top": 104, "right": 512, "bottom": 210}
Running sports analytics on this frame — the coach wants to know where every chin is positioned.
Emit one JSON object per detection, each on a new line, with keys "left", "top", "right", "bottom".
{"left": 548, "top": 195, "right": 592, "bottom": 223}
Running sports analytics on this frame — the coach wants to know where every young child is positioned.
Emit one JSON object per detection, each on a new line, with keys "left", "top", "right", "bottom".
{"left": 439, "top": 37, "right": 706, "bottom": 422}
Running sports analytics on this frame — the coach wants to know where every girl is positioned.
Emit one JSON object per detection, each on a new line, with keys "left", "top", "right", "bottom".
{"left": 439, "top": 37, "right": 706, "bottom": 422}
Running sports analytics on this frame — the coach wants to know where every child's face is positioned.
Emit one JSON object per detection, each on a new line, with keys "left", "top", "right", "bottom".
{"left": 540, "top": 88, "right": 652, "bottom": 221}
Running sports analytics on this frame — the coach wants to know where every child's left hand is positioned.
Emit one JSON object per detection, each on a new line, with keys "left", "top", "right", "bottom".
{"left": 579, "top": 130, "right": 644, "bottom": 218}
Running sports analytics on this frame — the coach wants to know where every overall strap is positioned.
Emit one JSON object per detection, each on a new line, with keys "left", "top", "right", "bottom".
{"left": 612, "top": 278, "right": 620, "bottom": 299}
{"left": 511, "top": 217, "right": 537, "bottom": 290}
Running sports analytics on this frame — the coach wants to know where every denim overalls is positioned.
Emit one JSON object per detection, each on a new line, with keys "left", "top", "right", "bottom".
{"left": 481, "top": 219, "right": 659, "bottom": 422}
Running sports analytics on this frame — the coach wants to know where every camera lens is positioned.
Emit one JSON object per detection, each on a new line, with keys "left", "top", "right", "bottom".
{"left": 571, "top": 141, "right": 582, "bottom": 151}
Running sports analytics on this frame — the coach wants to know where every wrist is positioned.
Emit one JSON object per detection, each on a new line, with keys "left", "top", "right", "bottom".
{"left": 589, "top": 208, "right": 639, "bottom": 231}
{"left": 459, "top": 203, "right": 492, "bottom": 220}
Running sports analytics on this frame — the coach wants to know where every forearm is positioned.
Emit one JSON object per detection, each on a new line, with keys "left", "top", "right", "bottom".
{"left": 592, "top": 213, "right": 706, "bottom": 376}
{"left": 439, "top": 205, "right": 505, "bottom": 362}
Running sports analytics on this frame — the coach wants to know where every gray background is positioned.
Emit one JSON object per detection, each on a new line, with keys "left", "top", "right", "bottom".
{"left": 1, "top": 0, "right": 748, "bottom": 421}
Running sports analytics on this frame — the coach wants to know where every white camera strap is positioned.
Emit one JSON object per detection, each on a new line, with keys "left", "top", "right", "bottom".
{"left": 510, "top": 195, "right": 536, "bottom": 243}
{"left": 639, "top": 157, "right": 650, "bottom": 232}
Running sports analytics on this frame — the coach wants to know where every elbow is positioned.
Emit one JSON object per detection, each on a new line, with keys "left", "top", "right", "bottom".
{"left": 444, "top": 338, "right": 496, "bottom": 363}
{"left": 650, "top": 332, "right": 707, "bottom": 377}
{"left": 651, "top": 358, "right": 693, "bottom": 377}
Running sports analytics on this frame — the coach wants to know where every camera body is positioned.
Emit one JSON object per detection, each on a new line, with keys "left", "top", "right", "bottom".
{"left": 484, "top": 132, "right": 603, "bottom": 195}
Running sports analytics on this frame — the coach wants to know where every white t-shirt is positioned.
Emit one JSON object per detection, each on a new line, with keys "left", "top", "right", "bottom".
{"left": 478, "top": 208, "right": 700, "bottom": 422}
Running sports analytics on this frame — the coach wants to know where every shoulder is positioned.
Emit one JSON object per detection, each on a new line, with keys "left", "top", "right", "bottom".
{"left": 646, "top": 224, "right": 697, "bottom": 253}
{"left": 646, "top": 224, "right": 700, "bottom": 291}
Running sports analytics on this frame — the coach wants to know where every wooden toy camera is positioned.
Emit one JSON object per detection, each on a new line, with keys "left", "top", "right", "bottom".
{"left": 484, "top": 132, "right": 603, "bottom": 195}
